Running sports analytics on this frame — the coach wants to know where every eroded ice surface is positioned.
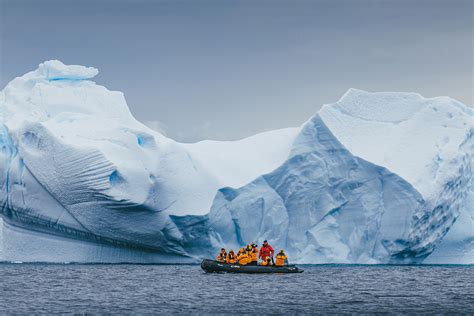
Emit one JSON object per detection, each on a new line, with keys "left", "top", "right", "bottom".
{"left": 318, "top": 89, "right": 473, "bottom": 264}
{"left": 0, "top": 61, "right": 472, "bottom": 263}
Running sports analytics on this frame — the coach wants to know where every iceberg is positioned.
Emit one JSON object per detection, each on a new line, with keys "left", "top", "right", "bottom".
{"left": 318, "top": 89, "right": 473, "bottom": 263}
{"left": 0, "top": 61, "right": 472, "bottom": 263}
{"left": 0, "top": 60, "right": 298, "bottom": 262}
{"left": 207, "top": 91, "right": 472, "bottom": 263}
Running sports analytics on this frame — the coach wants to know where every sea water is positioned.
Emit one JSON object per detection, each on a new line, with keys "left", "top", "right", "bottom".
{"left": 0, "top": 264, "right": 472, "bottom": 314}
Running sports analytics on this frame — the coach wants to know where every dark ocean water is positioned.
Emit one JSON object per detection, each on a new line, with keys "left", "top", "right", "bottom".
{"left": 0, "top": 263, "right": 472, "bottom": 314}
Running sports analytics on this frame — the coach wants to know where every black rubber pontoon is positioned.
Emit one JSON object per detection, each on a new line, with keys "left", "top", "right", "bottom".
{"left": 200, "top": 259, "right": 304, "bottom": 274}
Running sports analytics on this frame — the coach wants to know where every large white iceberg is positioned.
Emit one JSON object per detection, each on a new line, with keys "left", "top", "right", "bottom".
{"left": 0, "top": 61, "right": 472, "bottom": 263}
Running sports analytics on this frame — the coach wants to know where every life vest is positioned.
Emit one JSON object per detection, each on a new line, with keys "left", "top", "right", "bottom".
{"left": 217, "top": 252, "right": 227, "bottom": 263}
{"left": 261, "top": 257, "right": 272, "bottom": 266}
{"left": 227, "top": 253, "right": 236, "bottom": 264}
{"left": 237, "top": 252, "right": 249, "bottom": 265}
{"left": 250, "top": 248, "right": 258, "bottom": 262}
{"left": 275, "top": 254, "right": 287, "bottom": 266}
{"left": 245, "top": 251, "right": 253, "bottom": 264}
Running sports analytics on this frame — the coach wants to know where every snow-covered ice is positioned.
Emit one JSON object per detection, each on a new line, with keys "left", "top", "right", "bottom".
{"left": 207, "top": 116, "right": 427, "bottom": 263}
{"left": 0, "top": 60, "right": 298, "bottom": 262}
{"left": 0, "top": 61, "right": 472, "bottom": 263}
{"left": 318, "top": 89, "right": 473, "bottom": 263}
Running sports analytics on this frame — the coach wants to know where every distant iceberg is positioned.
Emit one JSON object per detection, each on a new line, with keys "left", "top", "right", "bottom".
{"left": 0, "top": 61, "right": 472, "bottom": 263}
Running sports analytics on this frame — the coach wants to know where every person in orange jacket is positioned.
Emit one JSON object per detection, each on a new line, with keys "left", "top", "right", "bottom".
{"left": 244, "top": 245, "right": 253, "bottom": 265}
{"left": 275, "top": 250, "right": 288, "bottom": 266}
{"left": 216, "top": 248, "right": 227, "bottom": 263}
{"left": 237, "top": 248, "right": 249, "bottom": 265}
{"left": 226, "top": 250, "right": 236, "bottom": 264}
{"left": 249, "top": 243, "right": 259, "bottom": 266}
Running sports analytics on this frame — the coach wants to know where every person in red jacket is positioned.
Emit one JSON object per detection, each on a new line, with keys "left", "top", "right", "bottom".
{"left": 259, "top": 240, "right": 274, "bottom": 263}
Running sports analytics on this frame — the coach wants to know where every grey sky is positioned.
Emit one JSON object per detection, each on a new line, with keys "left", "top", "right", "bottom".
{"left": 1, "top": 0, "right": 472, "bottom": 142}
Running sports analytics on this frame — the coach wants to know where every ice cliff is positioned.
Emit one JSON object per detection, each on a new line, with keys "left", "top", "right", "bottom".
{"left": 0, "top": 61, "right": 472, "bottom": 263}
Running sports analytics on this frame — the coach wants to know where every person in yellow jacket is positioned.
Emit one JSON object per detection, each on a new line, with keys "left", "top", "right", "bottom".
{"left": 260, "top": 256, "right": 272, "bottom": 266}
{"left": 237, "top": 248, "right": 249, "bottom": 265}
{"left": 275, "top": 250, "right": 288, "bottom": 266}
{"left": 216, "top": 248, "right": 227, "bottom": 263}
{"left": 245, "top": 244, "right": 253, "bottom": 262}
{"left": 226, "top": 250, "right": 236, "bottom": 264}
{"left": 249, "top": 243, "right": 259, "bottom": 266}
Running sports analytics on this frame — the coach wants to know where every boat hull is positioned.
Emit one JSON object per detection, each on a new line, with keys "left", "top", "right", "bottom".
{"left": 200, "top": 259, "right": 304, "bottom": 274}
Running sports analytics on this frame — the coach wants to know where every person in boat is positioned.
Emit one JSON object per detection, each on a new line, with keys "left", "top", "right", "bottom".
{"left": 244, "top": 244, "right": 255, "bottom": 266}
{"left": 260, "top": 256, "right": 272, "bottom": 266}
{"left": 237, "top": 248, "right": 249, "bottom": 265}
{"left": 249, "top": 243, "right": 259, "bottom": 266}
{"left": 226, "top": 250, "right": 236, "bottom": 264}
{"left": 246, "top": 245, "right": 252, "bottom": 265}
{"left": 259, "top": 240, "right": 275, "bottom": 264}
{"left": 275, "top": 250, "right": 288, "bottom": 266}
{"left": 245, "top": 247, "right": 253, "bottom": 265}
{"left": 216, "top": 248, "right": 227, "bottom": 263}
{"left": 245, "top": 244, "right": 252, "bottom": 255}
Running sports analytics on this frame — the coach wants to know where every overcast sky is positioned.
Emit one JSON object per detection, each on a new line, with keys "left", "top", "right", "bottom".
{"left": 0, "top": 0, "right": 472, "bottom": 142}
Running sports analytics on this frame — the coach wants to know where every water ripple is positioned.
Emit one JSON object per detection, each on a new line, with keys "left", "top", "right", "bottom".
{"left": 0, "top": 264, "right": 472, "bottom": 314}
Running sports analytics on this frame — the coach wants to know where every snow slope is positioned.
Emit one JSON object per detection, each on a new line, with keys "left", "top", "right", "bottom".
{"left": 0, "top": 61, "right": 472, "bottom": 263}
{"left": 183, "top": 128, "right": 299, "bottom": 189}
{"left": 319, "top": 88, "right": 472, "bottom": 198}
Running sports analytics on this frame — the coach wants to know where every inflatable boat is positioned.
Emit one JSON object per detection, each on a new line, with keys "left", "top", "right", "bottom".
{"left": 200, "top": 259, "right": 304, "bottom": 274}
